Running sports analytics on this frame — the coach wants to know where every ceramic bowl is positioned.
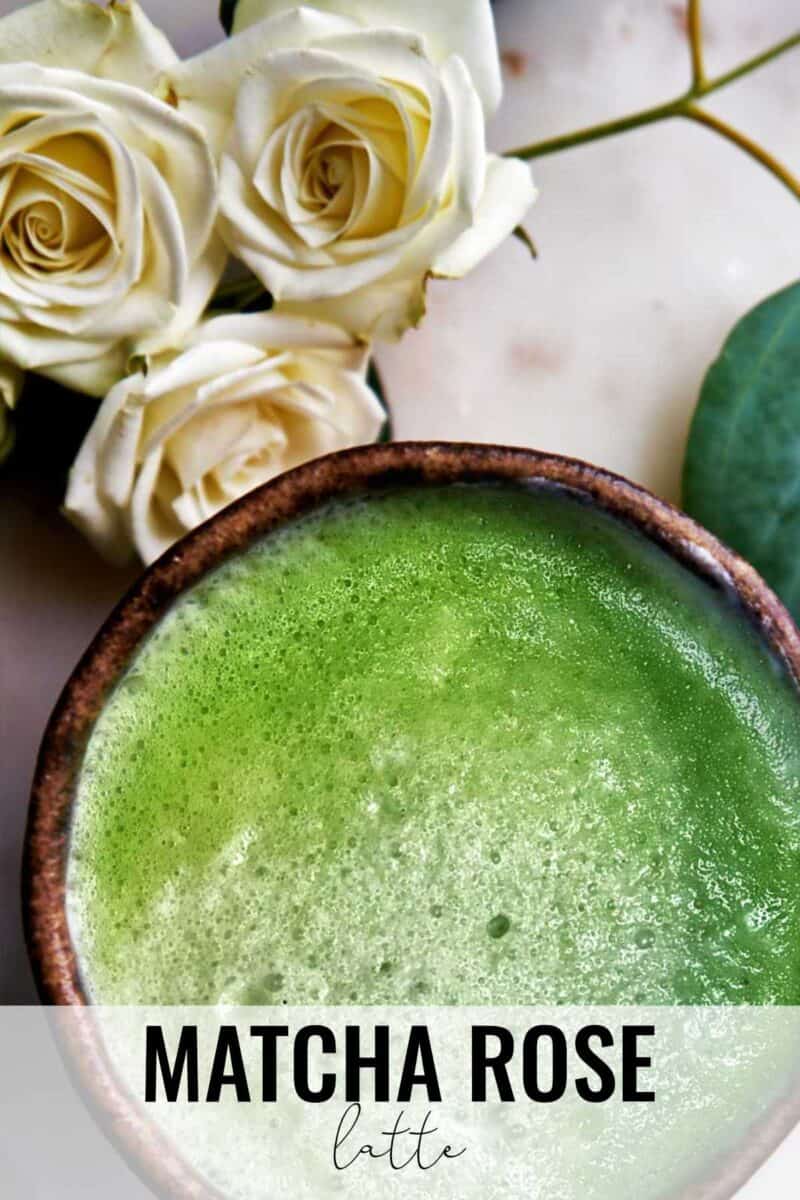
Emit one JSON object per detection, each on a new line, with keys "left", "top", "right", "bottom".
{"left": 22, "top": 441, "right": 800, "bottom": 1200}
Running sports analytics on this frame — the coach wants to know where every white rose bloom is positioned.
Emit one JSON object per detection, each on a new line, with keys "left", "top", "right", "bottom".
{"left": 64, "top": 311, "right": 385, "bottom": 565}
{"left": 0, "top": 0, "right": 225, "bottom": 397}
{"left": 166, "top": 0, "right": 536, "bottom": 340}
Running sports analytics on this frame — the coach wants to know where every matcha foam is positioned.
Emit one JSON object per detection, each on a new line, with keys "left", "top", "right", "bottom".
{"left": 67, "top": 485, "right": 800, "bottom": 1005}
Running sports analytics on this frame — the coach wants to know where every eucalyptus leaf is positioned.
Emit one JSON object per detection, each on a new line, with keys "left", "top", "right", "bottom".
{"left": 682, "top": 280, "right": 800, "bottom": 621}
{"left": 219, "top": 0, "right": 238, "bottom": 35}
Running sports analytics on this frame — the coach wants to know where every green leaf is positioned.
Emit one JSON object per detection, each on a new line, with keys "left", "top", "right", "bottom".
{"left": 219, "top": 0, "right": 238, "bottom": 36}
{"left": 367, "top": 360, "right": 393, "bottom": 443}
{"left": 682, "top": 280, "right": 800, "bottom": 621}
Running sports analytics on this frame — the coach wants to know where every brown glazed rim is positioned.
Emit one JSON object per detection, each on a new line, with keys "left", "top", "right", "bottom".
{"left": 21, "top": 441, "right": 800, "bottom": 1200}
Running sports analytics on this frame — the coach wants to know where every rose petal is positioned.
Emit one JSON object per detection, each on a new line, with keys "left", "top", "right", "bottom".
{"left": 231, "top": 0, "right": 503, "bottom": 116}
{"left": 99, "top": 392, "right": 148, "bottom": 508}
{"left": 0, "top": 0, "right": 178, "bottom": 89}
{"left": 0, "top": 318, "right": 114, "bottom": 370}
{"left": 0, "top": 0, "right": 113, "bottom": 74}
{"left": 433, "top": 154, "right": 537, "bottom": 279}
{"left": 39, "top": 342, "right": 130, "bottom": 397}
{"left": 190, "top": 311, "right": 365, "bottom": 360}
{"left": 0, "top": 62, "right": 223, "bottom": 385}
{"left": 129, "top": 443, "right": 176, "bottom": 564}
{"left": 166, "top": 401, "right": 279, "bottom": 491}
{"left": 65, "top": 312, "right": 384, "bottom": 563}
{"left": 0, "top": 65, "right": 218, "bottom": 264}
{"left": 275, "top": 274, "right": 426, "bottom": 341}
{"left": 220, "top": 151, "right": 425, "bottom": 300}
{"left": 144, "top": 340, "right": 263, "bottom": 403}
{"left": 136, "top": 232, "right": 228, "bottom": 359}
{"left": 0, "top": 103, "right": 145, "bottom": 310}
{"left": 0, "top": 358, "right": 22, "bottom": 409}
{"left": 271, "top": 53, "right": 486, "bottom": 330}
{"left": 164, "top": 7, "right": 358, "bottom": 152}
{"left": 96, "top": 0, "right": 178, "bottom": 90}
{"left": 63, "top": 372, "right": 140, "bottom": 560}
{"left": 133, "top": 151, "right": 189, "bottom": 305}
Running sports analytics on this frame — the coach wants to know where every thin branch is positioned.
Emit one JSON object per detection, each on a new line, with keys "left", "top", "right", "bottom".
{"left": 684, "top": 105, "right": 800, "bottom": 203}
{"left": 697, "top": 29, "right": 800, "bottom": 97}
{"left": 508, "top": 96, "right": 683, "bottom": 162}
{"left": 687, "top": 0, "right": 707, "bottom": 91}
{"left": 505, "top": 16, "right": 800, "bottom": 203}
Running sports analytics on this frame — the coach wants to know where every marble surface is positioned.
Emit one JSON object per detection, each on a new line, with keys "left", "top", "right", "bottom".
{"left": 1, "top": 1, "right": 800, "bottom": 1192}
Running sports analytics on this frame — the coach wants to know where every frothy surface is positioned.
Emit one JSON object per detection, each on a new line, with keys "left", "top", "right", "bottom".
{"left": 67, "top": 485, "right": 800, "bottom": 1004}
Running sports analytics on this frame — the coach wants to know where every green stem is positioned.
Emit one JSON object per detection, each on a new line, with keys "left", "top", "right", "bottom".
{"left": 697, "top": 29, "right": 800, "bottom": 96}
{"left": 507, "top": 96, "right": 684, "bottom": 162}
{"left": 687, "top": 0, "right": 707, "bottom": 91}
{"left": 506, "top": 10, "right": 800, "bottom": 204}
{"left": 683, "top": 105, "right": 800, "bottom": 203}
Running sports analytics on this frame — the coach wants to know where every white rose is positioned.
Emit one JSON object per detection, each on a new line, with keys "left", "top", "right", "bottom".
{"left": 64, "top": 311, "right": 386, "bottom": 565}
{"left": 166, "top": 1, "right": 536, "bottom": 340}
{"left": 0, "top": 0, "right": 225, "bottom": 397}
{"left": 0, "top": 359, "right": 22, "bottom": 464}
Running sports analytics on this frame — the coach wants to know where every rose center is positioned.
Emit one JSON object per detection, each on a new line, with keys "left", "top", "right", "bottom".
{"left": 305, "top": 142, "right": 353, "bottom": 208}
{"left": 0, "top": 132, "right": 114, "bottom": 278}
{"left": 23, "top": 200, "right": 62, "bottom": 248}
{"left": 3, "top": 186, "right": 106, "bottom": 275}
{"left": 320, "top": 153, "right": 345, "bottom": 196}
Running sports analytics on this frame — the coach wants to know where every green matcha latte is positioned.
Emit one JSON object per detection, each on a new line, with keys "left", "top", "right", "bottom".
{"left": 67, "top": 484, "right": 800, "bottom": 1005}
